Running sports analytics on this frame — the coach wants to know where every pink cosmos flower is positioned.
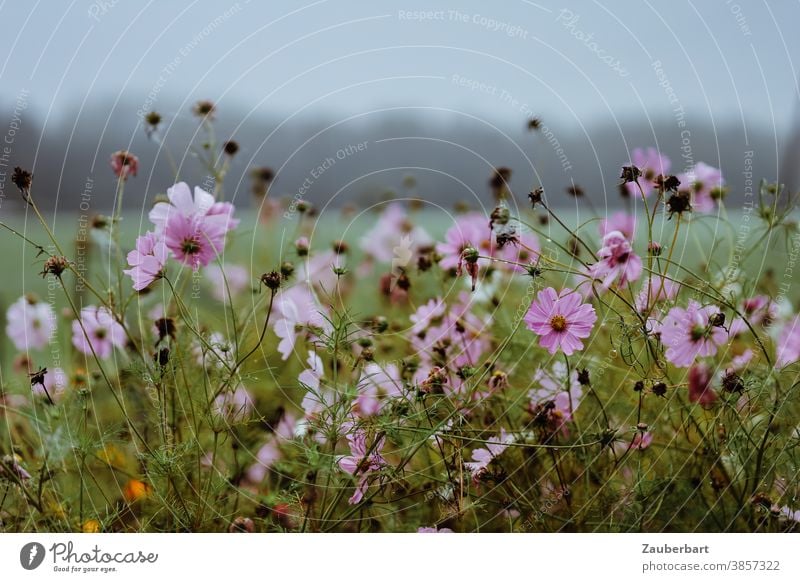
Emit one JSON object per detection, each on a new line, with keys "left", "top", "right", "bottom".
{"left": 524, "top": 287, "right": 597, "bottom": 356}
{"left": 359, "top": 203, "right": 432, "bottom": 263}
{"left": 71, "top": 306, "right": 126, "bottom": 359}
{"left": 739, "top": 295, "right": 777, "bottom": 327}
{"left": 636, "top": 275, "right": 679, "bottom": 312}
{"left": 338, "top": 430, "right": 387, "bottom": 504}
{"left": 148, "top": 182, "right": 238, "bottom": 268}
{"left": 599, "top": 211, "right": 637, "bottom": 239}
{"left": 123, "top": 231, "right": 169, "bottom": 291}
{"left": 688, "top": 363, "right": 717, "bottom": 407}
{"left": 661, "top": 301, "right": 727, "bottom": 367}
{"left": 204, "top": 263, "right": 250, "bottom": 302}
{"left": 272, "top": 285, "right": 329, "bottom": 360}
{"left": 5, "top": 295, "right": 55, "bottom": 351}
{"left": 464, "top": 428, "right": 514, "bottom": 478}
{"left": 355, "top": 363, "right": 403, "bottom": 416}
{"left": 776, "top": 315, "right": 800, "bottom": 368}
{"left": 417, "top": 526, "right": 454, "bottom": 533}
{"left": 245, "top": 412, "right": 296, "bottom": 485}
{"left": 436, "top": 213, "right": 493, "bottom": 271}
{"left": 624, "top": 148, "right": 671, "bottom": 197}
{"left": 631, "top": 431, "right": 653, "bottom": 450}
{"left": 613, "top": 430, "right": 653, "bottom": 455}
{"left": 212, "top": 385, "right": 255, "bottom": 425}
{"left": 678, "top": 162, "right": 724, "bottom": 213}
{"left": 588, "top": 231, "right": 642, "bottom": 289}
{"left": 298, "top": 350, "right": 325, "bottom": 391}
{"left": 296, "top": 249, "right": 344, "bottom": 292}
{"left": 779, "top": 506, "right": 800, "bottom": 524}
{"left": 529, "top": 363, "right": 582, "bottom": 435}
{"left": 110, "top": 150, "right": 139, "bottom": 180}
{"left": 410, "top": 293, "right": 491, "bottom": 377}
{"left": 409, "top": 298, "right": 447, "bottom": 335}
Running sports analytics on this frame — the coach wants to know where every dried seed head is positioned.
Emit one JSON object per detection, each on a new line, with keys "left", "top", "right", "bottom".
{"left": 40, "top": 256, "right": 69, "bottom": 278}
{"left": 652, "top": 382, "right": 668, "bottom": 397}
{"left": 280, "top": 261, "right": 295, "bottom": 280}
{"left": 154, "top": 317, "right": 176, "bottom": 343}
{"left": 619, "top": 165, "right": 642, "bottom": 184}
{"left": 12, "top": 166, "right": 32, "bottom": 193}
{"left": 145, "top": 111, "right": 162, "bottom": 127}
{"left": 223, "top": 140, "right": 239, "bottom": 156}
{"left": 654, "top": 174, "right": 681, "bottom": 192}
{"left": 666, "top": 191, "right": 692, "bottom": 219}
{"left": 528, "top": 187, "right": 544, "bottom": 208}
{"left": 260, "top": 271, "right": 282, "bottom": 291}
{"left": 229, "top": 516, "right": 255, "bottom": 533}
{"left": 193, "top": 100, "right": 216, "bottom": 119}
{"left": 721, "top": 370, "right": 745, "bottom": 394}
{"left": 566, "top": 184, "right": 584, "bottom": 198}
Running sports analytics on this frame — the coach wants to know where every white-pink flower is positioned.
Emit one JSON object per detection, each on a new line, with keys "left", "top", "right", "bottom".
{"left": 148, "top": 182, "right": 238, "bottom": 268}
{"left": 204, "top": 263, "right": 250, "bottom": 302}
{"left": 6, "top": 296, "right": 55, "bottom": 351}
{"left": 71, "top": 306, "right": 126, "bottom": 359}
{"left": 123, "top": 231, "right": 169, "bottom": 291}
{"left": 464, "top": 428, "right": 514, "bottom": 476}
{"left": 588, "top": 231, "right": 642, "bottom": 289}
{"left": 660, "top": 300, "right": 727, "bottom": 367}
{"left": 355, "top": 363, "right": 403, "bottom": 416}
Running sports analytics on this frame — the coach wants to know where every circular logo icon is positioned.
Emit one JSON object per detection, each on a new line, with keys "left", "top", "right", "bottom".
{"left": 19, "top": 542, "right": 46, "bottom": 570}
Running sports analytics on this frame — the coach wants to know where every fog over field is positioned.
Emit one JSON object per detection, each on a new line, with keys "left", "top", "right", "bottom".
{"left": 0, "top": 1, "right": 798, "bottom": 212}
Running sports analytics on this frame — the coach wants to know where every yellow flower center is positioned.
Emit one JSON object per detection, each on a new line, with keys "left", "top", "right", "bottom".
{"left": 550, "top": 314, "right": 567, "bottom": 332}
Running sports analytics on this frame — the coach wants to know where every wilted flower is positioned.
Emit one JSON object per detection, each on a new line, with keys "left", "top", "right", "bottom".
{"left": 623, "top": 148, "right": 671, "bottom": 198}
{"left": 110, "top": 150, "right": 139, "bottom": 180}
{"left": 31, "top": 367, "right": 68, "bottom": 404}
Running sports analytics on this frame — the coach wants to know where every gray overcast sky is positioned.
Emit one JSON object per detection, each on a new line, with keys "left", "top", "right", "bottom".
{"left": 1, "top": 0, "right": 798, "bottom": 129}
